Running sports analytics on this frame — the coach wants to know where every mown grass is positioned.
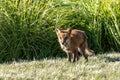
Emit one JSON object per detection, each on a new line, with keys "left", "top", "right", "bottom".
{"left": 0, "top": 52, "right": 120, "bottom": 80}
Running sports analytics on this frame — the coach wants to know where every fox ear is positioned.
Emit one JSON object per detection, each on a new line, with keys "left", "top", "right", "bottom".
{"left": 67, "top": 28, "right": 72, "bottom": 35}
{"left": 55, "top": 28, "right": 61, "bottom": 34}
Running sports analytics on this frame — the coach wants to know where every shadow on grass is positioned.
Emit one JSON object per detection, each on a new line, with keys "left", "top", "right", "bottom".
{"left": 0, "top": 54, "right": 67, "bottom": 64}
{"left": 105, "top": 56, "right": 120, "bottom": 62}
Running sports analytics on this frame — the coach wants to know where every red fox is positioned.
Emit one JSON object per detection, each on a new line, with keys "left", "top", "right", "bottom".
{"left": 55, "top": 28, "right": 94, "bottom": 62}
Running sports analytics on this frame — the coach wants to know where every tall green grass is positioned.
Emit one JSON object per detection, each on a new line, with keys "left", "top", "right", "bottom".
{"left": 0, "top": 0, "right": 120, "bottom": 62}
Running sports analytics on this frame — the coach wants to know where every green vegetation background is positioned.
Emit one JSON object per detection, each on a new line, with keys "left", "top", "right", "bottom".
{"left": 0, "top": 0, "right": 120, "bottom": 62}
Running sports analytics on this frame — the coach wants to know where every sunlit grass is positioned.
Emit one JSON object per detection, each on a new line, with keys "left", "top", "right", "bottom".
{"left": 0, "top": 52, "right": 120, "bottom": 80}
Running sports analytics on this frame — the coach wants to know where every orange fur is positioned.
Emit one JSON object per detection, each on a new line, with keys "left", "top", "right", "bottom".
{"left": 55, "top": 28, "right": 94, "bottom": 62}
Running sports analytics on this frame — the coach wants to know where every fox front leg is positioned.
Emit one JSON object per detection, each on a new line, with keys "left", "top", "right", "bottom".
{"left": 67, "top": 53, "right": 72, "bottom": 62}
{"left": 73, "top": 50, "right": 78, "bottom": 62}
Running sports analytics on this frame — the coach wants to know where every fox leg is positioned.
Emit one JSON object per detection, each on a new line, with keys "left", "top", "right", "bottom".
{"left": 81, "top": 44, "right": 88, "bottom": 61}
{"left": 83, "top": 51, "right": 88, "bottom": 61}
{"left": 67, "top": 53, "right": 72, "bottom": 62}
{"left": 73, "top": 50, "right": 79, "bottom": 62}
{"left": 76, "top": 53, "right": 79, "bottom": 61}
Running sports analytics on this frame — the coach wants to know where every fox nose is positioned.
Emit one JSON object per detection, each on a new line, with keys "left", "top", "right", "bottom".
{"left": 62, "top": 42, "right": 64, "bottom": 45}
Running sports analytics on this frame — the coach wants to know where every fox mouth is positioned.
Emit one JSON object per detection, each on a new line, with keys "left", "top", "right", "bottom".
{"left": 62, "top": 42, "right": 70, "bottom": 50}
{"left": 64, "top": 39, "right": 70, "bottom": 47}
{"left": 62, "top": 46, "right": 70, "bottom": 51}
{"left": 64, "top": 43, "right": 69, "bottom": 47}
{"left": 59, "top": 38, "right": 70, "bottom": 50}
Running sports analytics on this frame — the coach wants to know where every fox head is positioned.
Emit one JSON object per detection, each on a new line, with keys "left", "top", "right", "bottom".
{"left": 55, "top": 28, "right": 72, "bottom": 48}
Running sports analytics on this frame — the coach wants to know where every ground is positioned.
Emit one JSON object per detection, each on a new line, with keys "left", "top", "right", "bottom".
{"left": 0, "top": 52, "right": 120, "bottom": 80}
